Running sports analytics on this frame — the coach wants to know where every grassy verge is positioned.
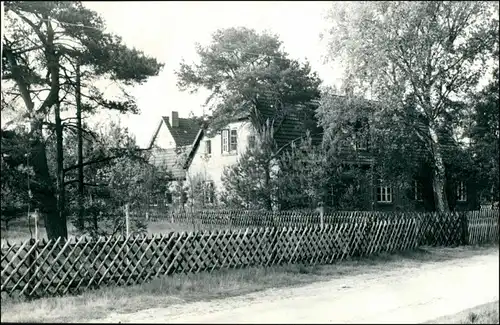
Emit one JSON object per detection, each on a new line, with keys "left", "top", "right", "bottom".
{"left": 1, "top": 245, "right": 497, "bottom": 323}
{"left": 425, "top": 301, "right": 499, "bottom": 324}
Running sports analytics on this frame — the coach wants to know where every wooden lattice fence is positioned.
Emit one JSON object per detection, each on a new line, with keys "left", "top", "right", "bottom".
{"left": 1, "top": 210, "right": 498, "bottom": 299}
{"left": 149, "top": 210, "right": 456, "bottom": 229}
{"left": 466, "top": 210, "right": 499, "bottom": 245}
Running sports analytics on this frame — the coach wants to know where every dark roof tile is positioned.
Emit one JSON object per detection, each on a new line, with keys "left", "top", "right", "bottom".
{"left": 162, "top": 116, "right": 201, "bottom": 147}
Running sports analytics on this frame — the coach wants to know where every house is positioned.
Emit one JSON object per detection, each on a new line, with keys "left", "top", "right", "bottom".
{"left": 147, "top": 111, "right": 202, "bottom": 178}
{"left": 321, "top": 96, "right": 480, "bottom": 212}
{"left": 149, "top": 103, "right": 479, "bottom": 212}
{"left": 185, "top": 104, "right": 323, "bottom": 207}
{"left": 147, "top": 111, "right": 203, "bottom": 207}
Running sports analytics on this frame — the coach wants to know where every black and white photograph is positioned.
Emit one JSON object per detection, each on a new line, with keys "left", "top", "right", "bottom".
{"left": 1, "top": 1, "right": 499, "bottom": 323}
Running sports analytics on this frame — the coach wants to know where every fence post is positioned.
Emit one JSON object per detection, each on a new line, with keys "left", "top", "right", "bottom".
{"left": 125, "top": 204, "right": 130, "bottom": 238}
{"left": 27, "top": 238, "right": 36, "bottom": 299}
{"left": 460, "top": 211, "right": 469, "bottom": 246}
{"left": 319, "top": 208, "right": 324, "bottom": 231}
{"left": 34, "top": 210, "right": 39, "bottom": 240}
{"left": 415, "top": 213, "right": 421, "bottom": 248}
{"left": 125, "top": 204, "right": 130, "bottom": 265}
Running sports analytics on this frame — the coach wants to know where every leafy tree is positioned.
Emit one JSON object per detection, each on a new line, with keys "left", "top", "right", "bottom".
{"left": 317, "top": 92, "right": 421, "bottom": 209}
{"left": 322, "top": 1, "right": 499, "bottom": 212}
{"left": 220, "top": 142, "right": 279, "bottom": 210}
{"left": 2, "top": 1, "right": 163, "bottom": 238}
{"left": 176, "top": 27, "right": 321, "bottom": 134}
{"left": 176, "top": 27, "right": 322, "bottom": 209}
{"left": 470, "top": 69, "right": 499, "bottom": 206}
{"left": 68, "top": 122, "right": 172, "bottom": 237}
{"left": 221, "top": 131, "right": 334, "bottom": 211}
{"left": 276, "top": 132, "right": 331, "bottom": 210}
{"left": 1, "top": 127, "right": 33, "bottom": 229}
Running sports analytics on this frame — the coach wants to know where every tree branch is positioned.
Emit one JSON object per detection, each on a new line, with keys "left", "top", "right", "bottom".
{"left": 2, "top": 39, "right": 35, "bottom": 115}
{"left": 12, "top": 44, "right": 46, "bottom": 56}
{"left": 11, "top": 10, "right": 47, "bottom": 45}
{"left": 63, "top": 123, "right": 98, "bottom": 138}
{"left": 63, "top": 148, "right": 150, "bottom": 174}
{"left": 64, "top": 179, "right": 107, "bottom": 187}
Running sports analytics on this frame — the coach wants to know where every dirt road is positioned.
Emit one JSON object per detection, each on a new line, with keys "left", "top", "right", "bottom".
{"left": 90, "top": 248, "right": 499, "bottom": 324}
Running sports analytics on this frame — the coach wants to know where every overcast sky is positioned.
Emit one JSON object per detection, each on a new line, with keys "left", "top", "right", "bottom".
{"left": 82, "top": 1, "right": 340, "bottom": 147}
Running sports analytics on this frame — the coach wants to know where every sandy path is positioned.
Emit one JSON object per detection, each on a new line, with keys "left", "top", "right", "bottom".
{"left": 90, "top": 249, "right": 499, "bottom": 324}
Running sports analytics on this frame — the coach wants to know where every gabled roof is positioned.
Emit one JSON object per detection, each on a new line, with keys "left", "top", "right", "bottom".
{"left": 147, "top": 115, "right": 204, "bottom": 181}
{"left": 164, "top": 116, "right": 201, "bottom": 147}
{"left": 189, "top": 103, "right": 323, "bottom": 160}
{"left": 148, "top": 116, "right": 202, "bottom": 149}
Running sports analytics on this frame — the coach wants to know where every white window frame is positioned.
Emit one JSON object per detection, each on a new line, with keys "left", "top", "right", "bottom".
{"left": 205, "top": 140, "right": 211, "bottom": 155}
{"left": 457, "top": 181, "right": 467, "bottom": 202}
{"left": 165, "top": 192, "right": 173, "bottom": 205}
{"left": 221, "top": 130, "right": 229, "bottom": 153}
{"left": 248, "top": 135, "right": 256, "bottom": 149}
{"left": 230, "top": 129, "right": 238, "bottom": 152}
{"left": 414, "top": 180, "right": 423, "bottom": 202}
{"left": 222, "top": 128, "right": 237, "bottom": 154}
{"left": 376, "top": 180, "right": 392, "bottom": 203}
{"left": 354, "top": 134, "right": 368, "bottom": 151}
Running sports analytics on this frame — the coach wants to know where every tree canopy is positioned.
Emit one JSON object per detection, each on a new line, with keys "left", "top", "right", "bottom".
{"left": 2, "top": 1, "right": 164, "bottom": 239}
{"left": 176, "top": 27, "right": 321, "bottom": 135}
{"left": 321, "top": 1, "right": 499, "bottom": 212}
{"left": 470, "top": 69, "right": 499, "bottom": 205}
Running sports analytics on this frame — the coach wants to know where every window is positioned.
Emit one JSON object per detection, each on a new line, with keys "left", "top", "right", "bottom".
{"left": 248, "top": 135, "right": 256, "bottom": 149}
{"left": 181, "top": 191, "right": 188, "bottom": 204}
{"left": 354, "top": 134, "right": 369, "bottom": 150}
{"left": 414, "top": 180, "right": 423, "bottom": 202}
{"left": 376, "top": 180, "right": 392, "bottom": 203}
{"left": 165, "top": 192, "right": 173, "bottom": 204}
{"left": 221, "top": 130, "right": 229, "bottom": 153}
{"left": 457, "top": 181, "right": 467, "bottom": 202}
{"left": 205, "top": 140, "right": 211, "bottom": 154}
{"left": 222, "top": 129, "right": 237, "bottom": 153}
{"left": 230, "top": 129, "right": 238, "bottom": 152}
{"left": 204, "top": 181, "right": 215, "bottom": 204}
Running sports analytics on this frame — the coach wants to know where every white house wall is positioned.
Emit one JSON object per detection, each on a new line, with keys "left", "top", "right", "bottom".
{"left": 187, "top": 120, "right": 255, "bottom": 192}
{"left": 154, "top": 121, "right": 176, "bottom": 149}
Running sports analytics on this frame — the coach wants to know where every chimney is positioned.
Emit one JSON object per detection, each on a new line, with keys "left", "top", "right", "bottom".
{"left": 171, "top": 111, "right": 179, "bottom": 128}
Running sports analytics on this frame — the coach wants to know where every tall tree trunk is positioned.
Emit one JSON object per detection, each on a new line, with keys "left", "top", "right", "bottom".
{"left": 54, "top": 101, "right": 68, "bottom": 239}
{"left": 46, "top": 18, "right": 68, "bottom": 239}
{"left": 29, "top": 121, "right": 61, "bottom": 240}
{"left": 45, "top": 27, "right": 68, "bottom": 239}
{"left": 76, "top": 61, "right": 85, "bottom": 231}
{"left": 429, "top": 126, "right": 450, "bottom": 213}
{"left": 4, "top": 18, "right": 67, "bottom": 239}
